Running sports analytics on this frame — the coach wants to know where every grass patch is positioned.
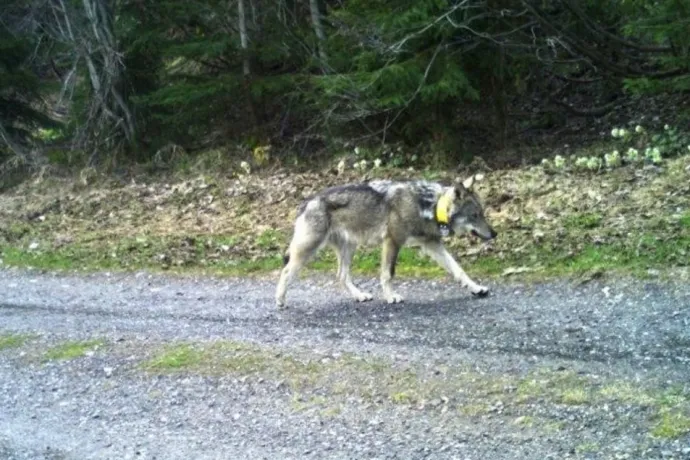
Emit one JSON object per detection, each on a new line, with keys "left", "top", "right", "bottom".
{"left": 2, "top": 230, "right": 688, "bottom": 281}
{"left": 43, "top": 339, "right": 105, "bottom": 361}
{"left": 142, "top": 341, "right": 324, "bottom": 388}
{"left": 460, "top": 403, "right": 491, "bottom": 416}
{"left": 575, "top": 442, "right": 600, "bottom": 454}
{"left": 0, "top": 333, "right": 33, "bottom": 351}
{"left": 560, "top": 388, "right": 590, "bottom": 405}
{"left": 651, "top": 410, "right": 690, "bottom": 439}
{"left": 599, "top": 383, "right": 657, "bottom": 406}
{"left": 144, "top": 344, "right": 205, "bottom": 370}
{"left": 516, "top": 370, "right": 592, "bottom": 405}
{"left": 564, "top": 212, "right": 603, "bottom": 229}
{"left": 256, "top": 228, "right": 286, "bottom": 251}
{"left": 679, "top": 213, "right": 690, "bottom": 229}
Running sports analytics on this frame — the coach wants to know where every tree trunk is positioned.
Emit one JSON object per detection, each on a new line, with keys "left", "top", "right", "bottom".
{"left": 237, "top": 0, "right": 250, "bottom": 78}
{"left": 309, "top": 0, "right": 328, "bottom": 70}
{"left": 80, "top": 0, "right": 136, "bottom": 162}
{"left": 492, "top": 45, "right": 508, "bottom": 149}
{"left": 237, "top": 0, "right": 258, "bottom": 128}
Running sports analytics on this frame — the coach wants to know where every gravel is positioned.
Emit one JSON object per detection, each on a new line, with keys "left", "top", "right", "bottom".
{"left": 1, "top": 267, "right": 690, "bottom": 460}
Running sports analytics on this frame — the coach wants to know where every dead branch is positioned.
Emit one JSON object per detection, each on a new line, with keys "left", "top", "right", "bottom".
{"left": 549, "top": 99, "right": 617, "bottom": 118}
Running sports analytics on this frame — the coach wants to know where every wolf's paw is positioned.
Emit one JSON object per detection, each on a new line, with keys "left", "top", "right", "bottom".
{"left": 276, "top": 298, "right": 287, "bottom": 309}
{"left": 385, "top": 293, "right": 405, "bottom": 304}
{"left": 469, "top": 284, "right": 490, "bottom": 297}
{"left": 354, "top": 291, "right": 374, "bottom": 302}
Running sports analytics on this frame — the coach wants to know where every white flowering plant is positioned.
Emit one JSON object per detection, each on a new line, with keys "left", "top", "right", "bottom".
{"left": 625, "top": 147, "right": 640, "bottom": 163}
{"left": 586, "top": 156, "right": 602, "bottom": 171}
{"left": 644, "top": 147, "right": 663, "bottom": 164}
{"left": 574, "top": 157, "right": 589, "bottom": 170}
{"left": 604, "top": 150, "right": 622, "bottom": 168}
{"left": 607, "top": 122, "right": 689, "bottom": 167}
{"left": 541, "top": 122, "right": 687, "bottom": 175}
{"left": 611, "top": 128, "right": 631, "bottom": 139}
{"left": 353, "top": 159, "right": 368, "bottom": 171}
{"left": 649, "top": 124, "right": 690, "bottom": 159}
{"left": 349, "top": 144, "right": 412, "bottom": 168}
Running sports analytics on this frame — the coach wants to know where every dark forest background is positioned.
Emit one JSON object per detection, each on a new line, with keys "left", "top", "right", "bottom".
{"left": 2, "top": 0, "right": 689, "bottom": 174}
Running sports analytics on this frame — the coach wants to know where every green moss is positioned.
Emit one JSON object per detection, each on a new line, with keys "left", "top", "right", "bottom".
{"left": 143, "top": 344, "right": 205, "bottom": 369}
{"left": 651, "top": 411, "right": 690, "bottom": 439}
{"left": 559, "top": 388, "right": 590, "bottom": 405}
{"left": 0, "top": 333, "right": 33, "bottom": 351}
{"left": 599, "top": 383, "right": 656, "bottom": 406}
{"left": 564, "top": 212, "right": 603, "bottom": 229}
{"left": 575, "top": 442, "right": 600, "bottom": 454}
{"left": 44, "top": 339, "right": 105, "bottom": 361}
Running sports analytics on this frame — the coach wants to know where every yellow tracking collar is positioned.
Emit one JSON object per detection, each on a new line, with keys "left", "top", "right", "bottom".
{"left": 435, "top": 191, "right": 452, "bottom": 224}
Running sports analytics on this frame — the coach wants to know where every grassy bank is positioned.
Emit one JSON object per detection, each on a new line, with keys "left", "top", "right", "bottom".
{"left": 1, "top": 153, "right": 689, "bottom": 282}
{"left": 2, "top": 232, "right": 689, "bottom": 281}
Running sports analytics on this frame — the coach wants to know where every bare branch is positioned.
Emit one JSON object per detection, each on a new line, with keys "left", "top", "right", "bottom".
{"left": 382, "top": 43, "right": 445, "bottom": 142}
{"left": 309, "top": 0, "right": 329, "bottom": 68}
{"left": 549, "top": 99, "right": 617, "bottom": 118}
{"left": 523, "top": 1, "right": 689, "bottom": 79}
{"left": 389, "top": 0, "right": 473, "bottom": 54}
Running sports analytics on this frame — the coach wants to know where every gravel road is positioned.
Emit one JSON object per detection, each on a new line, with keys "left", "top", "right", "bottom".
{"left": 1, "top": 267, "right": 689, "bottom": 460}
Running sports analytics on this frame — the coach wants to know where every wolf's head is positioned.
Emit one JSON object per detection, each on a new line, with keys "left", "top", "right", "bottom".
{"left": 438, "top": 176, "right": 497, "bottom": 241}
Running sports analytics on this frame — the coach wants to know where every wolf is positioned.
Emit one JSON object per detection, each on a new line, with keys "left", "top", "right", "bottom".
{"left": 275, "top": 175, "right": 497, "bottom": 308}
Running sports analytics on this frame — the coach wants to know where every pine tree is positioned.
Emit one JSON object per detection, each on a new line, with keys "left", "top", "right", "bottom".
{"left": 0, "top": 24, "right": 58, "bottom": 165}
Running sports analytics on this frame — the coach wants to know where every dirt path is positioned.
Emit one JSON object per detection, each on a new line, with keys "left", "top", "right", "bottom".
{"left": 1, "top": 268, "right": 689, "bottom": 460}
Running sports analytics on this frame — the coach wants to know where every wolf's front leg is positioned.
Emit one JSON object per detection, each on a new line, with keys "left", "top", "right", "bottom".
{"left": 422, "top": 241, "right": 489, "bottom": 297}
{"left": 380, "top": 237, "right": 404, "bottom": 303}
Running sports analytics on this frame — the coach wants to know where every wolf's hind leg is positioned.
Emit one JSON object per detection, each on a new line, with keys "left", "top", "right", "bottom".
{"left": 334, "top": 241, "right": 373, "bottom": 303}
{"left": 275, "top": 219, "right": 325, "bottom": 308}
{"left": 380, "top": 237, "right": 404, "bottom": 303}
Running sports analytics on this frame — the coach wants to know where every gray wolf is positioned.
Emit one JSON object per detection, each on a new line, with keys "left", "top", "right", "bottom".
{"left": 275, "top": 175, "right": 497, "bottom": 308}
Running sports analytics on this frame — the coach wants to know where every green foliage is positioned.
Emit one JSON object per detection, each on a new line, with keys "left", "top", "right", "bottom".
{"left": 618, "top": 0, "right": 690, "bottom": 95}
{"left": 3, "top": 0, "right": 690, "bottom": 162}
{"left": 311, "top": 0, "right": 485, "bottom": 144}
{"left": 0, "top": 24, "right": 60, "bottom": 159}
